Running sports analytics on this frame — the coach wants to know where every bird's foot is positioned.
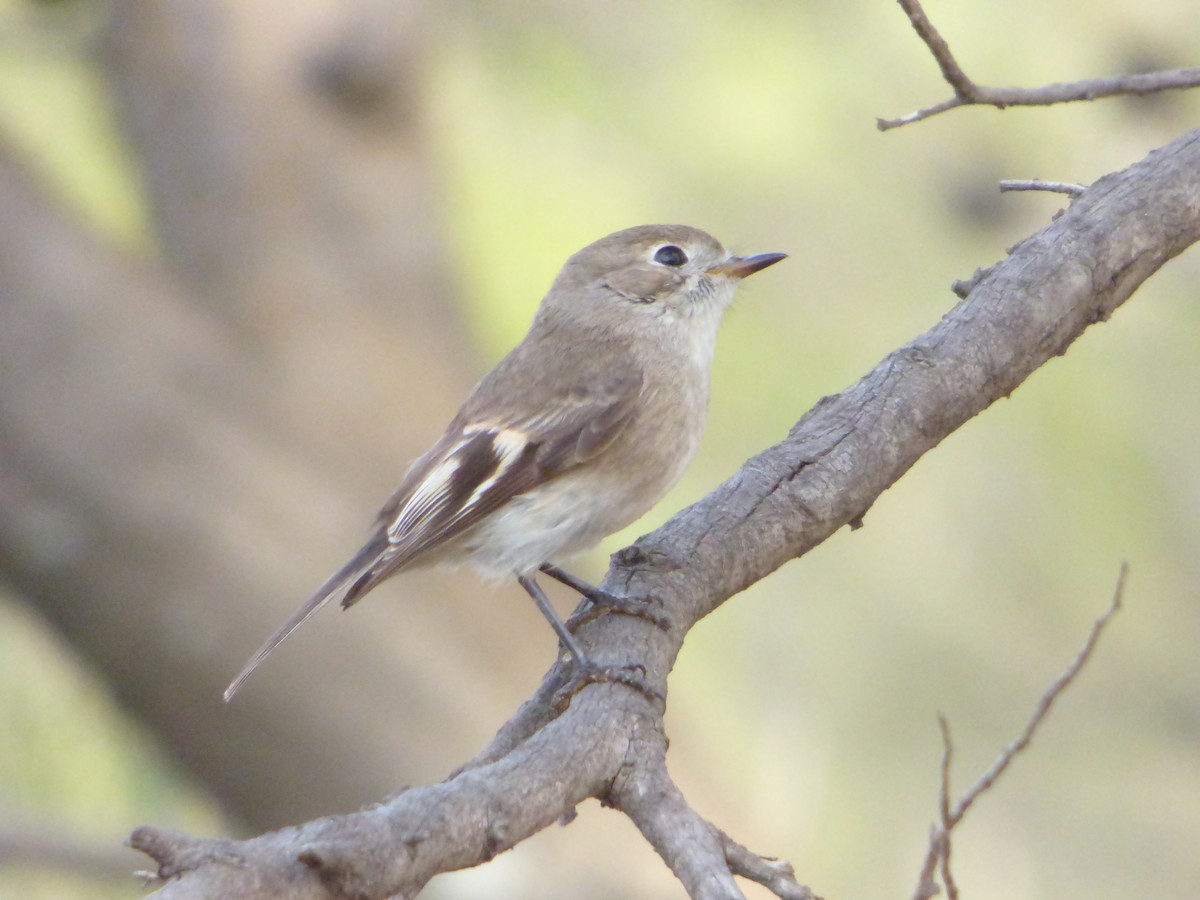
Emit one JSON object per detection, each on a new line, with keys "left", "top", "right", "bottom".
{"left": 569, "top": 589, "right": 672, "bottom": 633}
{"left": 538, "top": 564, "right": 671, "bottom": 632}
{"left": 552, "top": 660, "right": 665, "bottom": 713}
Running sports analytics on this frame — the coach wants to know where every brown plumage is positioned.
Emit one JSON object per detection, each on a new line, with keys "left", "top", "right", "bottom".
{"left": 225, "top": 225, "right": 784, "bottom": 700}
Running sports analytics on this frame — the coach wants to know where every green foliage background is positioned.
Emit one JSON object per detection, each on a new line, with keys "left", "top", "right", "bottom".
{"left": 1, "top": 0, "right": 1196, "bottom": 897}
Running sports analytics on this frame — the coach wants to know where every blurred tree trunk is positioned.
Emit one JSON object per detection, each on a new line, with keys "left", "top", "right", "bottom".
{"left": 0, "top": 0, "right": 544, "bottom": 831}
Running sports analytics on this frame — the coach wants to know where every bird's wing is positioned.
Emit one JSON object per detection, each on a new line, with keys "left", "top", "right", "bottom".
{"left": 224, "top": 357, "right": 644, "bottom": 700}
{"left": 340, "top": 363, "right": 645, "bottom": 606}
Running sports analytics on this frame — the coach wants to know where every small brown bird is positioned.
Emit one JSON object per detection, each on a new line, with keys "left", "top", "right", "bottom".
{"left": 225, "top": 224, "right": 785, "bottom": 700}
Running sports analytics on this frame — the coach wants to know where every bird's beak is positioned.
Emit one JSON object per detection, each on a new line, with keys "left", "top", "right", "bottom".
{"left": 706, "top": 252, "right": 787, "bottom": 280}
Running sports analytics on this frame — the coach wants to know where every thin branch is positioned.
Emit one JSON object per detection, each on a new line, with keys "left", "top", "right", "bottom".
{"left": 615, "top": 757, "right": 747, "bottom": 900}
{"left": 912, "top": 563, "right": 1129, "bottom": 900}
{"left": 951, "top": 563, "right": 1126, "bottom": 825}
{"left": 911, "top": 824, "right": 943, "bottom": 900}
{"left": 879, "top": 0, "right": 1200, "bottom": 129}
{"left": 936, "top": 716, "right": 959, "bottom": 900}
{"left": 936, "top": 714, "right": 953, "bottom": 826}
{"left": 605, "top": 721, "right": 810, "bottom": 900}
{"left": 999, "top": 179, "right": 1087, "bottom": 197}
{"left": 720, "top": 831, "right": 817, "bottom": 900}
{"left": 892, "top": 0, "right": 974, "bottom": 96}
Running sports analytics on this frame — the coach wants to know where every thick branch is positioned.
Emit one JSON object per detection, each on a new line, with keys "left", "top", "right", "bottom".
{"left": 131, "top": 688, "right": 645, "bottom": 899}
{"left": 132, "top": 130, "right": 1200, "bottom": 898}
{"left": 599, "top": 129, "right": 1199, "bottom": 649}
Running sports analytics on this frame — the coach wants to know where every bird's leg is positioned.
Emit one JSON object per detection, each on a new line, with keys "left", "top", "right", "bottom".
{"left": 517, "top": 573, "right": 591, "bottom": 664}
{"left": 516, "top": 573, "right": 664, "bottom": 710}
{"left": 538, "top": 563, "right": 671, "bottom": 632}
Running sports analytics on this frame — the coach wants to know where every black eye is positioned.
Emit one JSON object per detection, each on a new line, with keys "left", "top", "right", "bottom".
{"left": 653, "top": 245, "right": 688, "bottom": 267}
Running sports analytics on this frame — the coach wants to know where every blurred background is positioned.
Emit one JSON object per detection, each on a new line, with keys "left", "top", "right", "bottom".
{"left": 1, "top": 0, "right": 1197, "bottom": 897}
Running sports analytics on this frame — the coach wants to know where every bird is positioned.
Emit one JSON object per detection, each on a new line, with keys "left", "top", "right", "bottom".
{"left": 225, "top": 224, "right": 785, "bottom": 701}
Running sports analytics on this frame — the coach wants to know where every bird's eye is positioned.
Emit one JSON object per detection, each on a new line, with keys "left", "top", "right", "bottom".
{"left": 653, "top": 245, "right": 688, "bottom": 267}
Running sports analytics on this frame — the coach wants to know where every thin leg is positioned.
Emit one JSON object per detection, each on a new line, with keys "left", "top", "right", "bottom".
{"left": 517, "top": 572, "right": 665, "bottom": 711}
{"left": 539, "top": 563, "right": 671, "bottom": 632}
{"left": 538, "top": 563, "right": 605, "bottom": 599}
{"left": 517, "top": 573, "right": 591, "bottom": 664}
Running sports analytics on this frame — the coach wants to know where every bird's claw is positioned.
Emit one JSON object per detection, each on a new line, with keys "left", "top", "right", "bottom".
{"left": 567, "top": 589, "right": 672, "bottom": 633}
{"left": 551, "top": 660, "right": 665, "bottom": 713}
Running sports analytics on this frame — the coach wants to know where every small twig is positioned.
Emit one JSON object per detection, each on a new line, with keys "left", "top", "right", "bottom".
{"left": 936, "top": 714, "right": 953, "bottom": 825}
{"left": 880, "top": 0, "right": 1200, "bottom": 129}
{"left": 893, "top": 0, "right": 974, "bottom": 97}
{"left": 999, "top": 179, "right": 1087, "bottom": 197}
{"left": 911, "top": 563, "right": 1128, "bottom": 900}
{"left": 936, "top": 716, "right": 959, "bottom": 900}
{"left": 720, "top": 830, "right": 817, "bottom": 900}
{"left": 952, "top": 563, "right": 1126, "bottom": 824}
{"left": 911, "top": 823, "right": 942, "bottom": 900}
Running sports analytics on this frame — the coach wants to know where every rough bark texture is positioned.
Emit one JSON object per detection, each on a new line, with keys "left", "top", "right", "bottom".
{"left": 124, "top": 128, "right": 1200, "bottom": 898}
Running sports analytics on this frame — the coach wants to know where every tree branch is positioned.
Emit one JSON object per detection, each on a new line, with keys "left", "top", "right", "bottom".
{"left": 719, "top": 832, "right": 814, "bottom": 900}
{"left": 611, "top": 730, "right": 747, "bottom": 900}
{"left": 911, "top": 563, "right": 1127, "bottom": 900}
{"left": 999, "top": 179, "right": 1087, "bottom": 197}
{"left": 879, "top": 0, "right": 1200, "bottom": 129}
{"left": 129, "top": 126, "right": 1200, "bottom": 897}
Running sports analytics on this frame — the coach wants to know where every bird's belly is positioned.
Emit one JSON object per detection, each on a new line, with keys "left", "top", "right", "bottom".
{"left": 451, "top": 466, "right": 677, "bottom": 579}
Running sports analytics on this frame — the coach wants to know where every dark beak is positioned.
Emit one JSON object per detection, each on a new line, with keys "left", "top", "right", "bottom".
{"left": 706, "top": 252, "right": 787, "bottom": 280}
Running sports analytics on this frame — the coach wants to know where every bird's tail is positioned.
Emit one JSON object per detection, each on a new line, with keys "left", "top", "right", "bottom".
{"left": 223, "top": 535, "right": 387, "bottom": 702}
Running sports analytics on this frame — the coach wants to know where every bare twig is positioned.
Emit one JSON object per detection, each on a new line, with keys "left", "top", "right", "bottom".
{"left": 911, "top": 824, "right": 942, "bottom": 900}
{"left": 936, "top": 716, "right": 959, "bottom": 900}
{"left": 892, "top": 0, "right": 974, "bottom": 96}
{"left": 911, "top": 563, "right": 1128, "bottom": 900}
{"left": 720, "top": 831, "right": 817, "bottom": 900}
{"left": 880, "top": 0, "right": 1200, "bottom": 130}
{"left": 953, "top": 564, "right": 1126, "bottom": 823}
{"left": 999, "top": 179, "right": 1087, "bottom": 197}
